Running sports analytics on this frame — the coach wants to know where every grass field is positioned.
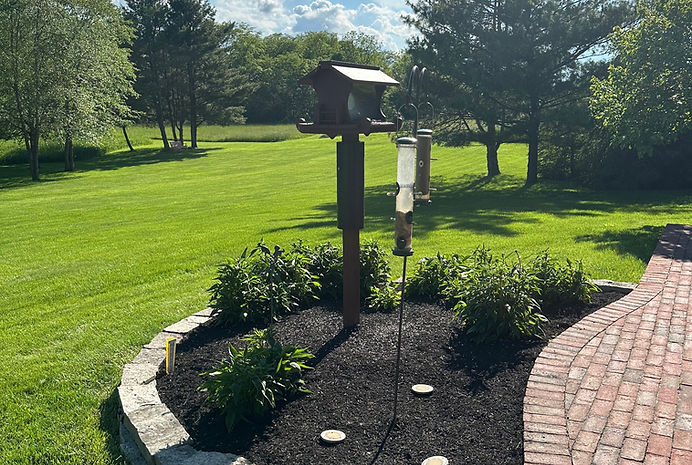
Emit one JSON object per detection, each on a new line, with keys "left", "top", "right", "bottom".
{"left": 1, "top": 127, "right": 691, "bottom": 464}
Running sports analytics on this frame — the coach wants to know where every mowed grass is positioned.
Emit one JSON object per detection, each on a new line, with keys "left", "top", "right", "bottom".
{"left": 1, "top": 128, "right": 691, "bottom": 464}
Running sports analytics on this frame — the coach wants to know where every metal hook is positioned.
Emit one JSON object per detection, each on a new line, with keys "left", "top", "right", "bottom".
{"left": 396, "top": 102, "right": 418, "bottom": 138}
{"left": 407, "top": 65, "right": 419, "bottom": 104}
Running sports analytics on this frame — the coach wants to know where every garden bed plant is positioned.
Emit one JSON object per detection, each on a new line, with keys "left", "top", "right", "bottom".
{"left": 157, "top": 241, "right": 622, "bottom": 465}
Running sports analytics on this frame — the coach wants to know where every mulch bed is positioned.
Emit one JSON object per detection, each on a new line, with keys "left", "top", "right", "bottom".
{"left": 157, "top": 290, "right": 628, "bottom": 465}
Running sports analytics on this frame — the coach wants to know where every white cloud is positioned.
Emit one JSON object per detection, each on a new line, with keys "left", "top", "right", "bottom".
{"left": 352, "top": 3, "right": 413, "bottom": 50}
{"left": 212, "top": 0, "right": 413, "bottom": 50}
{"left": 291, "top": 0, "right": 357, "bottom": 34}
{"left": 214, "top": 0, "right": 294, "bottom": 34}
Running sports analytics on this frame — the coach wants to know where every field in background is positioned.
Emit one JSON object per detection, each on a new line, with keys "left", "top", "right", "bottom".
{"left": 0, "top": 124, "right": 301, "bottom": 165}
{"left": 1, "top": 127, "right": 691, "bottom": 464}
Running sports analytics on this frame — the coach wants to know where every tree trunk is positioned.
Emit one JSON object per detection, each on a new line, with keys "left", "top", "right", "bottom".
{"left": 168, "top": 95, "right": 178, "bottom": 141}
{"left": 177, "top": 121, "right": 184, "bottom": 146}
{"left": 122, "top": 126, "right": 134, "bottom": 152}
{"left": 64, "top": 131, "right": 74, "bottom": 171}
{"left": 28, "top": 127, "right": 40, "bottom": 181}
{"left": 154, "top": 99, "right": 170, "bottom": 149}
{"left": 526, "top": 97, "right": 540, "bottom": 186}
{"left": 188, "top": 65, "right": 198, "bottom": 149}
{"left": 485, "top": 122, "right": 501, "bottom": 177}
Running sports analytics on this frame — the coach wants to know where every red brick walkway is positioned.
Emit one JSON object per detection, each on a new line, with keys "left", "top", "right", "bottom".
{"left": 524, "top": 224, "right": 692, "bottom": 465}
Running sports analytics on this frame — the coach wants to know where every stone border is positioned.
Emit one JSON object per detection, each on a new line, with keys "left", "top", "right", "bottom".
{"left": 591, "top": 279, "right": 637, "bottom": 293}
{"left": 118, "top": 307, "right": 252, "bottom": 465}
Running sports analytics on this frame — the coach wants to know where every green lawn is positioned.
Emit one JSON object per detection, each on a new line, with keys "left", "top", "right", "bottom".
{"left": 1, "top": 129, "right": 690, "bottom": 464}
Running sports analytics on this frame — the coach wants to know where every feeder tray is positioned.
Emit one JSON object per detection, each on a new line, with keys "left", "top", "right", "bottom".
{"left": 411, "top": 384, "right": 434, "bottom": 396}
{"left": 422, "top": 456, "right": 449, "bottom": 465}
{"left": 320, "top": 429, "right": 346, "bottom": 444}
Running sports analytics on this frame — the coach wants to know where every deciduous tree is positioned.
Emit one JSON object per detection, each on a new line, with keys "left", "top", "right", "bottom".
{"left": 591, "top": 0, "right": 691, "bottom": 154}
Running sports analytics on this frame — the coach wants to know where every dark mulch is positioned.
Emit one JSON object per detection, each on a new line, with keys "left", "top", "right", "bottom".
{"left": 157, "top": 290, "right": 628, "bottom": 465}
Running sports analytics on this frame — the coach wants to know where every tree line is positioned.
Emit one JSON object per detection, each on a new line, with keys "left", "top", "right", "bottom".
{"left": 1, "top": 0, "right": 689, "bottom": 187}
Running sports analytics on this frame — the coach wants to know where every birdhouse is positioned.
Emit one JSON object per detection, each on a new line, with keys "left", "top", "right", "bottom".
{"left": 297, "top": 61, "right": 401, "bottom": 138}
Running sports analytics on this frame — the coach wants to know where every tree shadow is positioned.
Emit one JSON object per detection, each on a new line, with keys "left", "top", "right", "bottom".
{"left": 575, "top": 225, "right": 665, "bottom": 263}
{"left": 0, "top": 147, "right": 217, "bottom": 191}
{"left": 272, "top": 172, "right": 690, "bottom": 239}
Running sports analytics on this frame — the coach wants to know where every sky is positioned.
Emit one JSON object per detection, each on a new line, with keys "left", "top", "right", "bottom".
{"left": 211, "top": 0, "right": 415, "bottom": 51}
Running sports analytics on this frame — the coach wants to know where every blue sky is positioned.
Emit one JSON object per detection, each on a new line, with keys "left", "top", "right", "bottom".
{"left": 211, "top": 0, "right": 414, "bottom": 50}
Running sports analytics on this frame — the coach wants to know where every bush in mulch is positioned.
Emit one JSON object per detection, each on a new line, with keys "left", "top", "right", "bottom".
{"left": 187, "top": 242, "right": 602, "bottom": 458}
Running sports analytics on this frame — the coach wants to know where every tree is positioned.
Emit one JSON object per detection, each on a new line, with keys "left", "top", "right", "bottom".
{"left": 506, "top": 0, "right": 634, "bottom": 185}
{"left": 407, "top": 0, "right": 519, "bottom": 177}
{"left": 124, "top": 0, "right": 173, "bottom": 149}
{"left": 126, "top": 0, "right": 251, "bottom": 147}
{"left": 407, "top": 0, "right": 633, "bottom": 184}
{"left": 591, "top": 0, "right": 691, "bottom": 155}
{"left": 56, "top": 0, "right": 135, "bottom": 171}
{"left": 0, "top": 0, "right": 133, "bottom": 179}
{"left": 0, "top": 0, "right": 71, "bottom": 180}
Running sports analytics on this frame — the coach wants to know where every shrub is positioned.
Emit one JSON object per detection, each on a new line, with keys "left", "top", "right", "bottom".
{"left": 406, "top": 252, "right": 467, "bottom": 300}
{"left": 359, "top": 240, "right": 392, "bottom": 302}
{"left": 208, "top": 242, "right": 318, "bottom": 325}
{"left": 200, "top": 328, "right": 313, "bottom": 431}
{"left": 292, "top": 241, "right": 342, "bottom": 301}
{"left": 528, "top": 251, "right": 598, "bottom": 312}
{"left": 366, "top": 281, "right": 401, "bottom": 312}
{"left": 446, "top": 248, "right": 546, "bottom": 343}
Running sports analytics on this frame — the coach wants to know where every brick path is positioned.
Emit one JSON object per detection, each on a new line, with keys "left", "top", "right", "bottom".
{"left": 523, "top": 224, "right": 692, "bottom": 465}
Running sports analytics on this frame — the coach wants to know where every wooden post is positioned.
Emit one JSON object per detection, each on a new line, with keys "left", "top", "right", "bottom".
{"left": 337, "top": 133, "right": 364, "bottom": 327}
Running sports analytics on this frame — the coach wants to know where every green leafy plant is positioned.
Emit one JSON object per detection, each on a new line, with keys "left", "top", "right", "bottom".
{"left": 406, "top": 252, "right": 468, "bottom": 300}
{"left": 200, "top": 328, "right": 314, "bottom": 432}
{"left": 359, "top": 240, "right": 392, "bottom": 303}
{"left": 528, "top": 251, "right": 598, "bottom": 312}
{"left": 366, "top": 281, "right": 401, "bottom": 312}
{"left": 208, "top": 241, "right": 318, "bottom": 325}
{"left": 446, "top": 247, "right": 546, "bottom": 343}
{"left": 292, "top": 241, "right": 342, "bottom": 301}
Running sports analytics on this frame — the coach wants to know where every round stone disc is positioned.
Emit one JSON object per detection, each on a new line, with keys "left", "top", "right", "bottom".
{"left": 422, "top": 456, "right": 448, "bottom": 465}
{"left": 320, "top": 429, "right": 346, "bottom": 444}
{"left": 411, "top": 384, "right": 434, "bottom": 395}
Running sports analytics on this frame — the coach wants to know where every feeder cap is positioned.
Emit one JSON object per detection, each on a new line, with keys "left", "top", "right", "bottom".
{"left": 417, "top": 129, "right": 433, "bottom": 136}
{"left": 396, "top": 136, "right": 417, "bottom": 146}
{"left": 320, "top": 429, "right": 346, "bottom": 444}
{"left": 422, "top": 456, "right": 449, "bottom": 465}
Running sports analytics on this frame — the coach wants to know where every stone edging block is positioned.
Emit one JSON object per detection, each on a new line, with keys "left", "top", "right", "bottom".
{"left": 118, "top": 307, "right": 250, "bottom": 465}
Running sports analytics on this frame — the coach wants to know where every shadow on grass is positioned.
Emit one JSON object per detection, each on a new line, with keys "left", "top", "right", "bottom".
{"left": 98, "top": 388, "right": 128, "bottom": 465}
{"left": 263, "top": 172, "right": 691, "bottom": 241}
{"left": 0, "top": 147, "right": 216, "bottom": 191}
{"left": 575, "top": 225, "right": 665, "bottom": 264}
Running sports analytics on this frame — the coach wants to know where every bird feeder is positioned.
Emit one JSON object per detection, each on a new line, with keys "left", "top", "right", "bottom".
{"left": 297, "top": 61, "right": 401, "bottom": 327}
{"left": 297, "top": 61, "right": 401, "bottom": 138}
{"left": 393, "top": 137, "right": 416, "bottom": 256}
{"left": 415, "top": 129, "right": 432, "bottom": 203}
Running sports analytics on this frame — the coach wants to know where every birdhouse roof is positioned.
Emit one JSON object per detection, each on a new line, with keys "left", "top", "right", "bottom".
{"left": 299, "top": 61, "right": 399, "bottom": 87}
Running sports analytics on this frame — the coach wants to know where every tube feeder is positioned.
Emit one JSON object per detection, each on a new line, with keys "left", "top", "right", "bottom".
{"left": 415, "top": 128, "right": 433, "bottom": 203}
{"left": 393, "top": 137, "right": 416, "bottom": 257}
{"left": 297, "top": 61, "right": 401, "bottom": 328}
